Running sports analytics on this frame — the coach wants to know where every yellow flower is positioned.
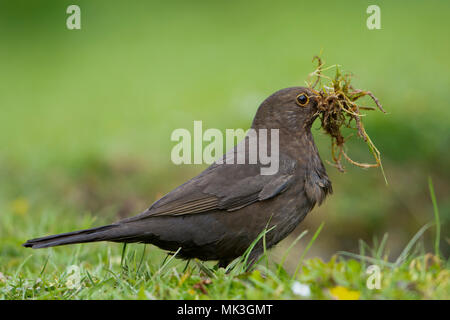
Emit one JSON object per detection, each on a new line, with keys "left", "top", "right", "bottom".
{"left": 11, "top": 198, "right": 29, "bottom": 216}
{"left": 329, "top": 286, "right": 361, "bottom": 300}
{"left": 188, "top": 289, "right": 196, "bottom": 295}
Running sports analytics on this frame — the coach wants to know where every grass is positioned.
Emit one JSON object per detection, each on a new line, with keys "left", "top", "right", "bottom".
{"left": 0, "top": 182, "right": 447, "bottom": 300}
{"left": 0, "top": 0, "right": 449, "bottom": 300}
{"left": 428, "top": 177, "right": 441, "bottom": 257}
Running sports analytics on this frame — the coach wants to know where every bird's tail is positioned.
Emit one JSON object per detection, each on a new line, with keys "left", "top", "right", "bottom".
{"left": 22, "top": 223, "right": 142, "bottom": 249}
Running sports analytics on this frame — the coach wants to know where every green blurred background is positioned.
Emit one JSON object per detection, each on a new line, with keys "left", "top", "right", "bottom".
{"left": 1, "top": 0, "right": 449, "bottom": 268}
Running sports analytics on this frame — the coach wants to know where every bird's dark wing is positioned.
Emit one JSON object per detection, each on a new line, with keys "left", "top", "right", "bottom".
{"left": 125, "top": 148, "right": 297, "bottom": 220}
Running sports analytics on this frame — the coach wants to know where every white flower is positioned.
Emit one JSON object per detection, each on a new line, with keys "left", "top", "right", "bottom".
{"left": 291, "top": 281, "right": 311, "bottom": 297}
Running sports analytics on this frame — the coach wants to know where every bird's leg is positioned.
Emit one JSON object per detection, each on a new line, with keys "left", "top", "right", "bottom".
{"left": 215, "top": 259, "right": 233, "bottom": 270}
{"left": 183, "top": 259, "right": 191, "bottom": 273}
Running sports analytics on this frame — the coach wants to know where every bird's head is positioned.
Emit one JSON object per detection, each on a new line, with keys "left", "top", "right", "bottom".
{"left": 251, "top": 87, "right": 320, "bottom": 133}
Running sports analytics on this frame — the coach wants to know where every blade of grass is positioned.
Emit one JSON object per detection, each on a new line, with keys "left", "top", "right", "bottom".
{"left": 428, "top": 177, "right": 441, "bottom": 257}
{"left": 277, "top": 230, "right": 308, "bottom": 275}
{"left": 262, "top": 216, "right": 273, "bottom": 271}
{"left": 194, "top": 259, "right": 215, "bottom": 278}
{"left": 395, "top": 222, "right": 433, "bottom": 266}
{"left": 136, "top": 244, "right": 147, "bottom": 275}
{"left": 86, "top": 269, "right": 95, "bottom": 286}
{"left": 292, "top": 222, "right": 324, "bottom": 279}
{"left": 376, "top": 233, "right": 389, "bottom": 260}
{"left": 39, "top": 254, "right": 51, "bottom": 276}
{"left": 231, "top": 225, "right": 276, "bottom": 274}
{"left": 359, "top": 239, "right": 366, "bottom": 271}
{"left": 14, "top": 254, "right": 33, "bottom": 278}
{"left": 338, "top": 251, "right": 394, "bottom": 268}
{"left": 153, "top": 247, "right": 181, "bottom": 277}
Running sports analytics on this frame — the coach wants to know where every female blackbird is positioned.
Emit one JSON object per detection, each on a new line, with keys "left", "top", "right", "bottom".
{"left": 23, "top": 87, "right": 332, "bottom": 268}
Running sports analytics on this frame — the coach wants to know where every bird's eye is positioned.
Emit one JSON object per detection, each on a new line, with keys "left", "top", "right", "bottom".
{"left": 296, "top": 93, "right": 309, "bottom": 107}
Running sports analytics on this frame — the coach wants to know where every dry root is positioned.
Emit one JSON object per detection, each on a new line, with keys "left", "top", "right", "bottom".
{"left": 307, "top": 56, "right": 387, "bottom": 181}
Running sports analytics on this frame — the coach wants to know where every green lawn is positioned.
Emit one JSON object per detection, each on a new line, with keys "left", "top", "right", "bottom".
{"left": 1, "top": 199, "right": 448, "bottom": 299}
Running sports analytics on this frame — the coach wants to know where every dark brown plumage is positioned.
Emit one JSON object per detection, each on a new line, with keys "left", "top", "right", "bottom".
{"left": 23, "top": 87, "right": 332, "bottom": 268}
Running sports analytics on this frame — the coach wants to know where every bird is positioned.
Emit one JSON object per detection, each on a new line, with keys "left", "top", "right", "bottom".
{"left": 23, "top": 87, "right": 332, "bottom": 268}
